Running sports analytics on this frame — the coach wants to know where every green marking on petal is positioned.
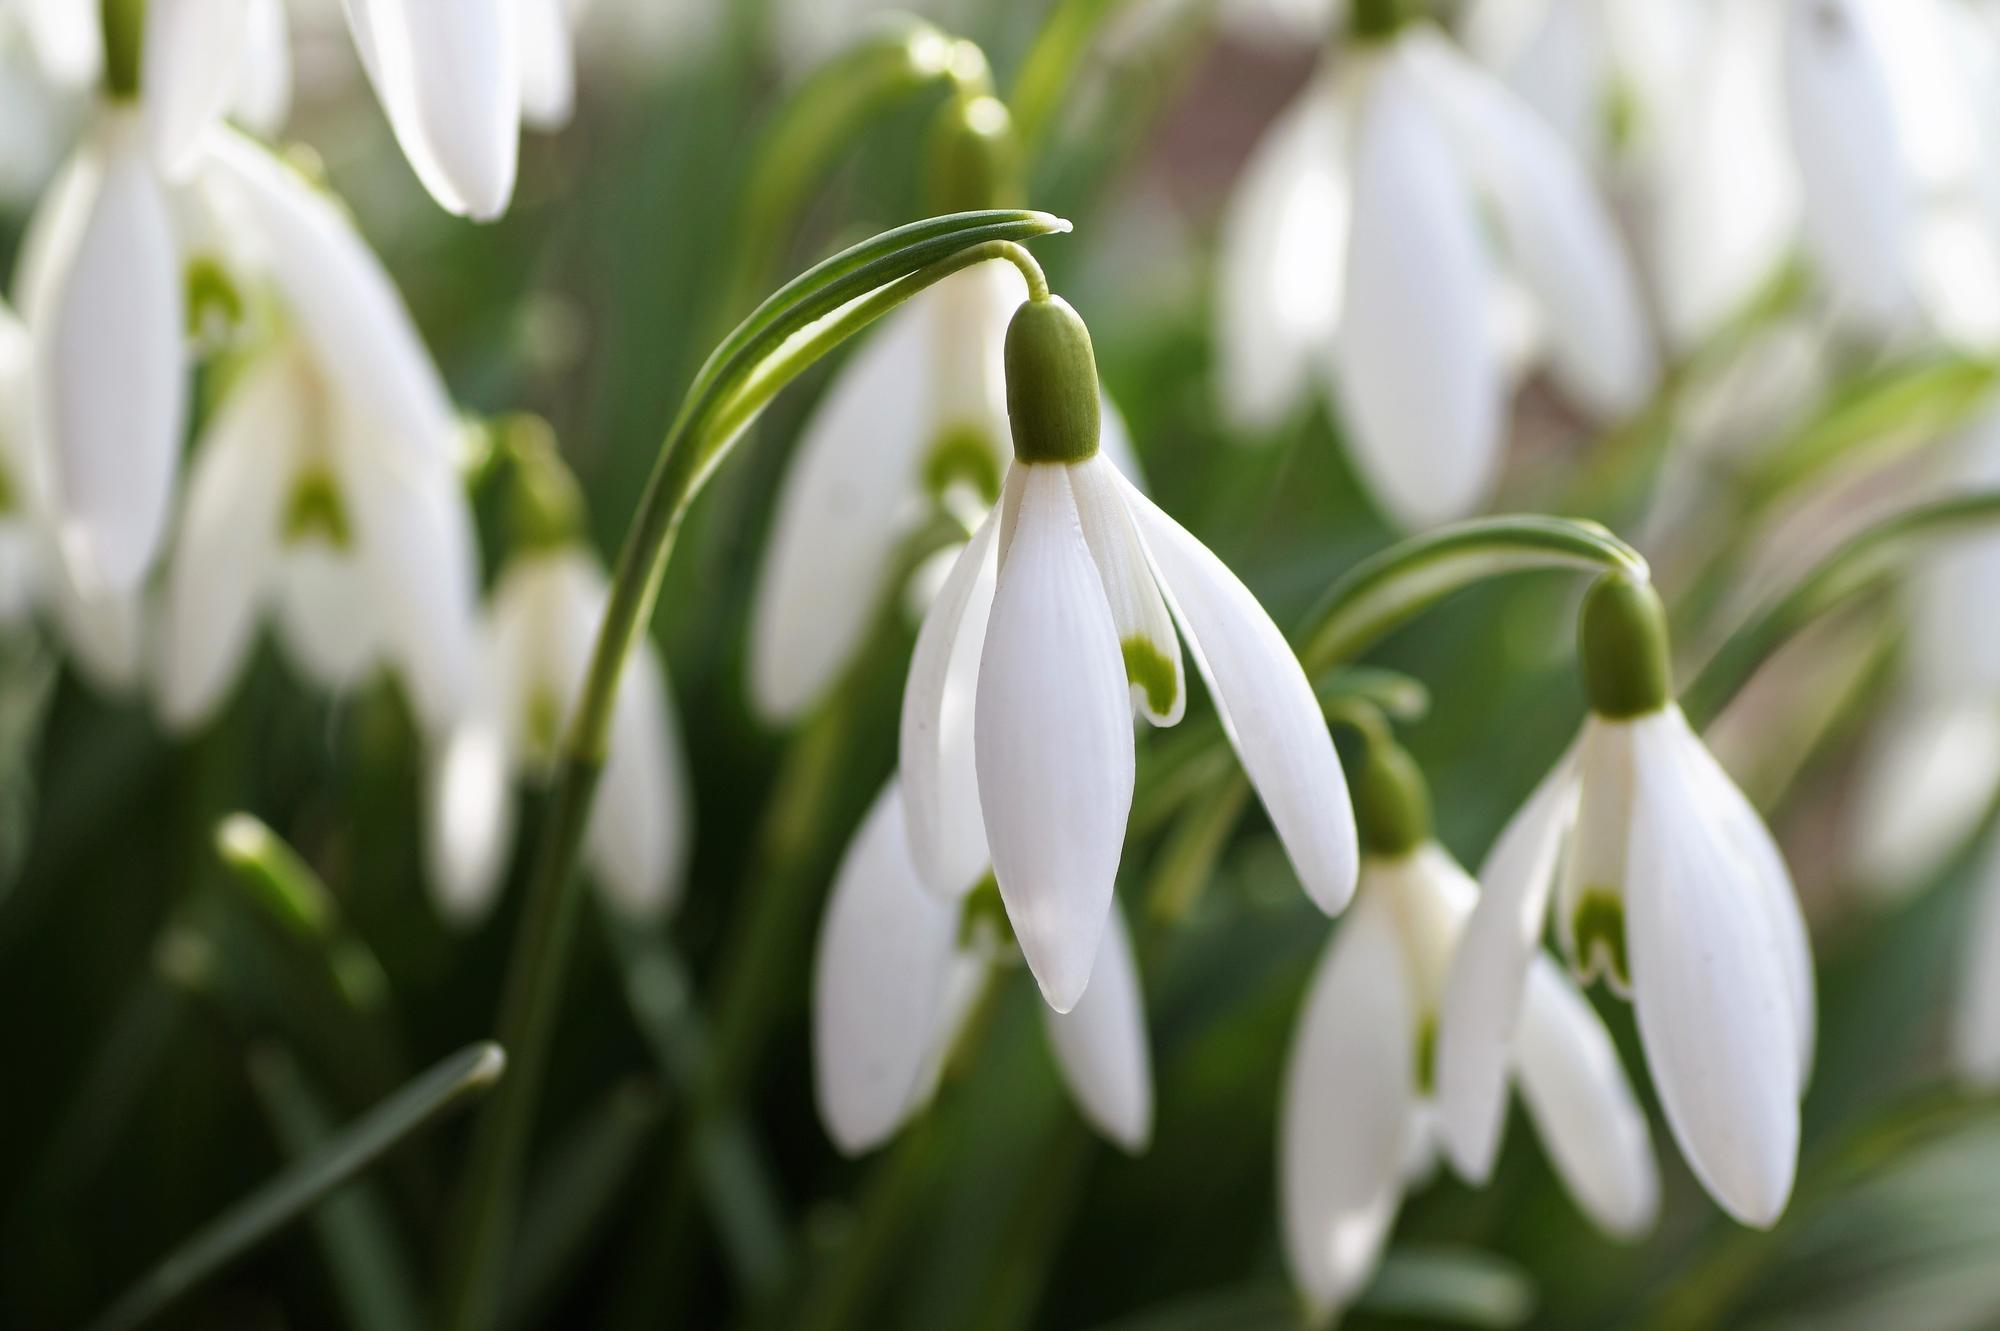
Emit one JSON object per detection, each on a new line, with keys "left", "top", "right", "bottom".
{"left": 1602, "top": 76, "right": 1641, "bottom": 157}
{"left": 186, "top": 256, "right": 246, "bottom": 341}
{"left": 0, "top": 457, "right": 16, "bottom": 518}
{"left": 923, "top": 423, "right": 1003, "bottom": 505}
{"left": 282, "top": 468, "right": 352, "bottom": 549}
{"left": 1570, "top": 890, "right": 1630, "bottom": 992}
{"left": 958, "top": 873, "right": 1014, "bottom": 950}
{"left": 1121, "top": 635, "right": 1179, "bottom": 718}
{"left": 1415, "top": 1012, "right": 1438, "bottom": 1098}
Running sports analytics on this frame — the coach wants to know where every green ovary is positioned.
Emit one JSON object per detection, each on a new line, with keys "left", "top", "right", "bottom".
{"left": 1122, "top": 636, "right": 1178, "bottom": 718}
{"left": 282, "top": 468, "right": 352, "bottom": 549}
{"left": 1570, "top": 890, "right": 1631, "bottom": 991}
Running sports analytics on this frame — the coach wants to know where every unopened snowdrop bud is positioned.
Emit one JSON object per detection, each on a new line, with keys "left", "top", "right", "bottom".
{"left": 1352, "top": 733, "right": 1431, "bottom": 858}
{"left": 1578, "top": 573, "right": 1672, "bottom": 720}
{"left": 1004, "top": 296, "right": 1100, "bottom": 466}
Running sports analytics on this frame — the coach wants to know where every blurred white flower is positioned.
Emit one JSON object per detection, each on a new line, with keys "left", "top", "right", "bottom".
{"left": 3, "top": 0, "right": 103, "bottom": 89}
{"left": 1216, "top": 22, "right": 1655, "bottom": 528}
{"left": 1436, "top": 590, "right": 1815, "bottom": 1228}
{"left": 1282, "top": 843, "right": 1656, "bottom": 1317}
{"left": 427, "top": 544, "right": 691, "bottom": 926}
{"left": 154, "top": 133, "right": 478, "bottom": 731}
{"left": 902, "top": 442, "right": 1356, "bottom": 1012}
{"left": 812, "top": 779, "right": 1151, "bottom": 1154}
{"left": 748, "top": 262, "right": 1139, "bottom": 724}
{"left": 340, "top": 0, "right": 585, "bottom": 220}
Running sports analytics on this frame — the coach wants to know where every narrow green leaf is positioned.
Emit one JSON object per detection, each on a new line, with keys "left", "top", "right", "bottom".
{"left": 86, "top": 1042, "right": 505, "bottom": 1331}
{"left": 214, "top": 813, "right": 335, "bottom": 940}
{"left": 1358, "top": 1245, "right": 1537, "bottom": 1328}
{"left": 1298, "top": 515, "right": 1650, "bottom": 674}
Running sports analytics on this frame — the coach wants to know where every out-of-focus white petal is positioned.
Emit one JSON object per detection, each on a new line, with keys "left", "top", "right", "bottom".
{"left": 1070, "top": 455, "right": 1183, "bottom": 726}
{"left": 1043, "top": 905, "right": 1153, "bottom": 1153}
{"left": 1516, "top": 960, "right": 1659, "bottom": 1238}
{"left": 197, "top": 133, "right": 460, "bottom": 469}
{"left": 50, "top": 564, "right": 145, "bottom": 693}
{"left": 229, "top": 0, "right": 294, "bottom": 137}
{"left": 342, "top": 0, "right": 521, "bottom": 220}
{"left": 1332, "top": 51, "right": 1500, "bottom": 529}
{"left": 750, "top": 295, "right": 934, "bottom": 722}
{"left": 1215, "top": 78, "right": 1347, "bottom": 433}
{"left": 273, "top": 543, "right": 384, "bottom": 689}
{"left": 155, "top": 353, "right": 300, "bottom": 729}
{"left": 143, "top": 0, "right": 253, "bottom": 179}
{"left": 812, "top": 781, "right": 968, "bottom": 1155}
{"left": 1280, "top": 890, "right": 1415, "bottom": 1319}
{"left": 587, "top": 633, "right": 691, "bottom": 922}
{"left": 426, "top": 714, "right": 515, "bottom": 926}
{"left": 1626, "top": 711, "right": 1800, "bottom": 1229}
{"left": 1403, "top": 29, "right": 1656, "bottom": 418}
{"left": 1436, "top": 734, "right": 1581, "bottom": 1182}
{"left": 1782, "top": 0, "right": 1916, "bottom": 335}
{"left": 1118, "top": 471, "right": 1358, "bottom": 916}
{"left": 900, "top": 504, "right": 998, "bottom": 899}
{"left": 974, "top": 463, "right": 1132, "bottom": 1014}
{"left": 1953, "top": 832, "right": 2000, "bottom": 1087}
{"left": 33, "top": 110, "right": 186, "bottom": 593}
{"left": 1850, "top": 694, "right": 2000, "bottom": 895}
{"left": 516, "top": 0, "right": 577, "bottom": 130}
{"left": 15, "top": 0, "right": 103, "bottom": 87}
{"left": 1097, "top": 393, "right": 1145, "bottom": 492}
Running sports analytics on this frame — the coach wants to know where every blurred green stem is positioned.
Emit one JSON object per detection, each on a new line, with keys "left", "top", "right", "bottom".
{"left": 1008, "top": 0, "right": 1141, "bottom": 157}
{"left": 437, "top": 212, "right": 1069, "bottom": 1331}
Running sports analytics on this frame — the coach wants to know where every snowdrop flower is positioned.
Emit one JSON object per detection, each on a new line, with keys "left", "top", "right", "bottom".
{"left": 427, "top": 540, "right": 691, "bottom": 925}
{"left": 1282, "top": 735, "right": 1655, "bottom": 1317}
{"left": 1216, "top": 12, "right": 1654, "bottom": 528}
{"left": 902, "top": 291, "right": 1357, "bottom": 1012}
{"left": 813, "top": 779, "right": 1151, "bottom": 1153}
{"left": 340, "top": 0, "right": 586, "bottom": 221}
{"left": 1436, "top": 575, "right": 1815, "bottom": 1228}
{"left": 749, "top": 258, "right": 1140, "bottom": 724}
{"left": 154, "top": 132, "right": 478, "bottom": 732}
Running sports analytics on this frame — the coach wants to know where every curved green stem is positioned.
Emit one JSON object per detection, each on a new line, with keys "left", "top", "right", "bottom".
{"left": 1296, "top": 515, "right": 1650, "bottom": 674}
{"left": 1008, "top": 0, "right": 1139, "bottom": 157}
{"left": 436, "top": 211, "right": 1068, "bottom": 1331}
{"left": 1682, "top": 489, "right": 2000, "bottom": 729}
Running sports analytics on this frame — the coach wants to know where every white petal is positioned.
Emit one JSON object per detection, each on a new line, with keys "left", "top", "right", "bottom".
{"left": 342, "top": 0, "right": 521, "bottom": 220}
{"left": 1070, "top": 455, "right": 1183, "bottom": 726}
{"left": 1436, "top": 734, "right": 1582, "bottom": 1182}
{"left": 273, "top": 543, "right": 384, "bottom": 689}
{"left": 154, "top": 352, "right": 299, "bottom": 730}
{"left": 1953, "top": 832, "right": 2000, "bottom": 1087}
{"left": 1097, "top": 393, "right": 1147, "bottom": 493}
{"left": 1850, "top": 694, "right": 2000, "bottom": 895}
{"left": 1401, "top": 30, "right": 1657, "bottom": 419}
{"left": 143, "top": 0, "right": 253, "bottom": 179}
{"left": 900, "top": 504, "right": 999, "bottom": 899}
{"left": 426, "top": 715, "right": 515, "bottom": 927}
{"left": 33, "top": 111, "right": 186, "bottom": 593}
{"left": 1332, "top": 51, "right": 1502, "bottom": 529}
{"left": 1279, "top": 891, "right": 1416, "bottom": 1318}
{"left": 1516, "top": 960, "right": 1660, "bottom": 1239}
{"left": 516, "top": 0, "right": 577, "bottom": 131}
{"left": 1117, "top": 472, "right": 1358, "bottom": 916}
{"left": 1626, "top": 711, "right": 1800, "bottom": 1229}
{"left": 14, "top": 0, "right": 103, "bottom": 87}
{"left": 587, "top": 633, "right": 691, "bottom": 922}
{"left": 812, "top": 781, "right": 968, "bottom": 1155}
{"left": 974, "top": 464, "right": 1133, "bottom": 1014}
{"left": 50, "top": 563, "right": 145, "bottom": 693}
{"left": 1043, "top": 905, "right": 1153, "bottom": 1153}
{"left": 1215, "top": 78, "right": 1347, "bottom": 432}
{"left": 197, "top": 133, "right": 460, "bottom": 469}
{"left": 750, "top": 295, "right": 934, "bottom": 722}
{"left": 1782, "top": 0, "right": 1917, "bottom": 334}
{"left": 229, "top": 0, "right": 294, "bottom": 137}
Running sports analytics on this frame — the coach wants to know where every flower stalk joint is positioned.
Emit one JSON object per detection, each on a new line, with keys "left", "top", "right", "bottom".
{"left": 1578, "top": 573, "right": 1672, "bottom": 719}
{"left": 1352, "top": 733, "right": 1432, "bottom": 858}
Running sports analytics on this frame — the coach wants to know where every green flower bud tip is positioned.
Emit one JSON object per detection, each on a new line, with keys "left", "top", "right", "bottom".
{"left": 927, "top": 93, "right": 1022, "bottom": 214}
{"left": 1353, "top": 736, "right": 1432, "bottom": 858}
{"left": 1578, "top": 573, "right": 1672, "bottom": 719}
{"left": 1005, "top": 295, "right": 1100, "bottom": 466}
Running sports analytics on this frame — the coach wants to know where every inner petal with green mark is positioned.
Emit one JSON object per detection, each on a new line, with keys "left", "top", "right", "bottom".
{"left": 186, "top": 255, "right": 245, "bottom": 340}
{"left": 1122, "top": 636, "right": 1180, "bottom": 722}
{"left": 923, "top": 422, "right": 1004, "bottom": 507}
{"left": 1568, "top": 890, "right": 1631, "bottom": 995}
{"left": 282, "top": 467, "right": 352, "bottom": 549}
{"left": 1414, "top": 1011, "right": 1439, "bottom": 1097}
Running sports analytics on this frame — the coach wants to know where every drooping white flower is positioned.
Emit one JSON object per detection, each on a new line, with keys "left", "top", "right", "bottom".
{"left": 340, "top": 0, "right": 585, "bottom": 221}
{"left": 748, "top": 261, "right": 1140, "bottom": 724}
{"left": 812, "top": 779, "right": 1152, "bottom": 1154}
{"left": 153, "top": 133, "right": 479, "bottom": 732}
{"left": 1436, "top": 576, "right": 1814, "bottom": 1229}
{"left": 1282, "top": 843, "right": 1656, "bottom": 1317}
{"left": 426, "top": 544, "right": 690, "bottom": 926}
{"left": 903, "top": 295, "right": 1357, "bottom": 1012}
{"left": 1216, "top": 19, "right": 1655, "bottom": 528}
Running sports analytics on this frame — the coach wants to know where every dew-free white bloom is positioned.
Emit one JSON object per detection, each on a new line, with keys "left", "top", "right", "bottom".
{"left": 903, "top": 295, "right": 1357, "bottom": 1012}
{"left": 154, "top": 133, "right": 478, "bottom": 732}
{"left": 1282, "top": 842, "right": 1656, "bottom": 1316}
{"left": 426, "top": 544, "right": 691, "bottom": 926}
{"left": 1216, "top": 19, "right": 1654, "bottom": 528}
{"left": 1436, "top": 578, "right": 1814, "bottom": 1229}
{"left": 812, "top": 780, "right": 1151, "bottom": 1154}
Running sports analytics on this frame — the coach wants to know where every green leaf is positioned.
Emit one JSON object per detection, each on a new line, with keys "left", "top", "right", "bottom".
{"left": 85, "top": 1042, "right": 505, "bottom": 1331}
{"left": 1358, "top": 1245, "right": 1537, "bottom": 1328}
{"left": 1297, "top": 515, "right": 1650, "bottom": 674}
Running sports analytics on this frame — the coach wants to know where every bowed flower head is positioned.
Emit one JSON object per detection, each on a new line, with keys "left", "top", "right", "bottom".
{"left": 1282, "top": 737, "right": 1657, "bottom": 1317}
{"left": 901, "top": 289, "right": 1358, "bottom": 1013}
{"left": 1436, "top": 575, "right": 1815, "bottom": 1229}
